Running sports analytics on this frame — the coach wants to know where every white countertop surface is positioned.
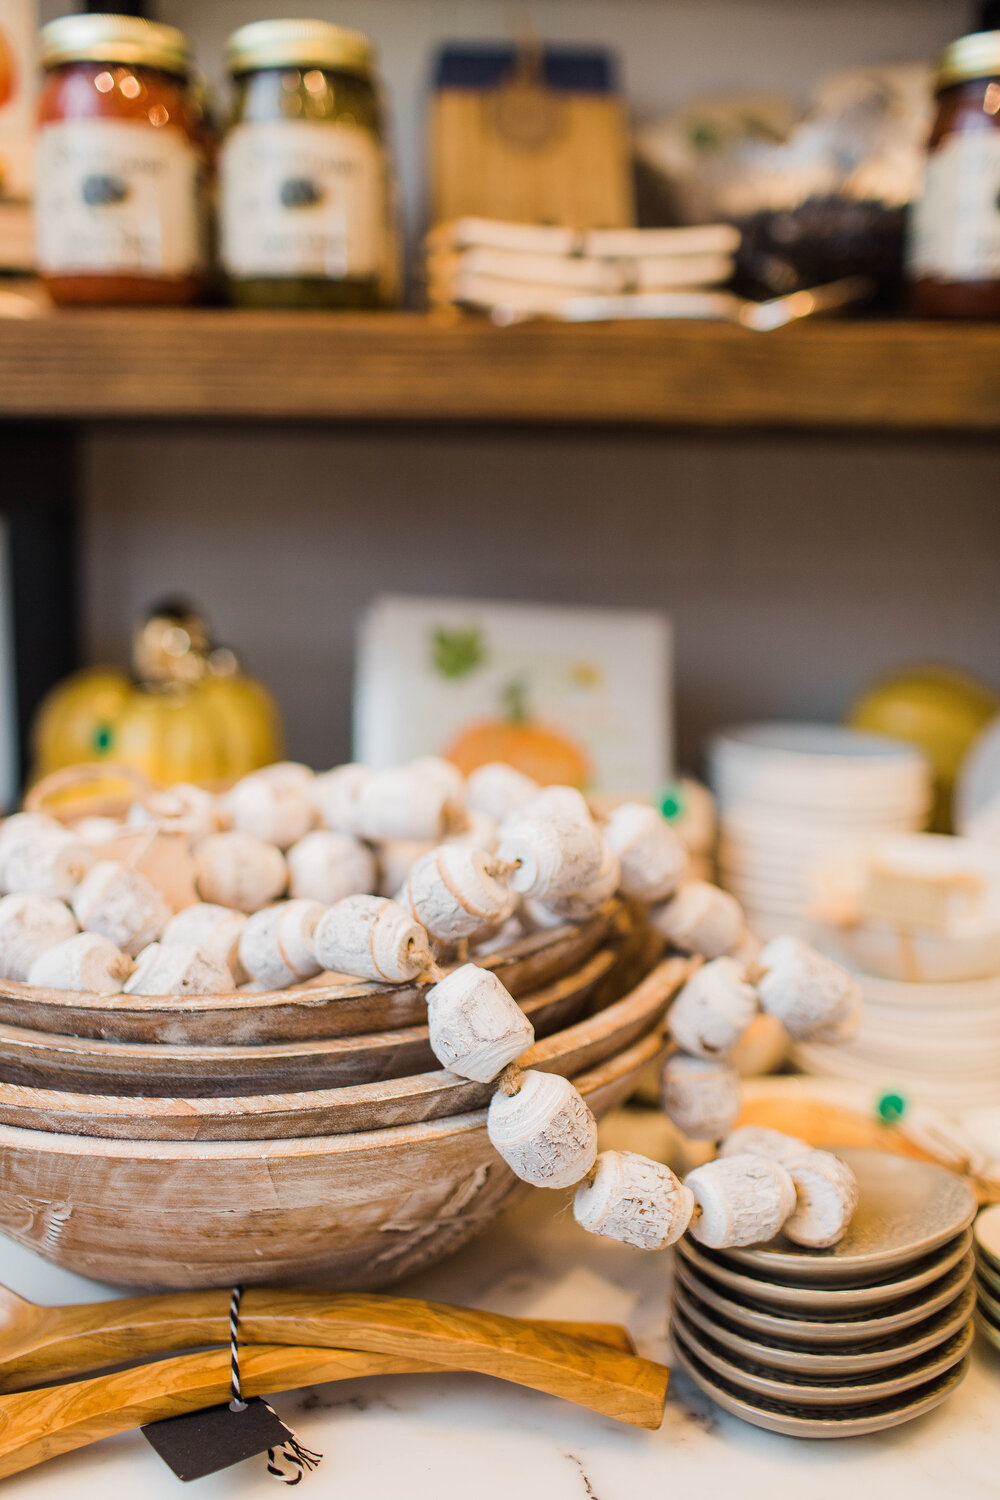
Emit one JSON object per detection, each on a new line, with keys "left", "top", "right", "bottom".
{"left": 3, "top": 1108, "right": 998, "bottom": 1500}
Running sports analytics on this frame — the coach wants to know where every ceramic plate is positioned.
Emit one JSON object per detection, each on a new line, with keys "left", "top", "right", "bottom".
{"left": 677, "top": 1229, "right": 973, "bottom": 1312}
{"left": 670, "top": 1302, "right": 973, "bottom": 1408}
{"left": 670, "top": 1326, "right": 970, "bottom": 1439}
{"left": 975, "top": 1310, "right": 1000, "bottom": 1354}
{"left": 975, "top": 1204, "right": 1000, "bottom": 1270}
{"left": 976, "top": 1273, "right": 1000, "bottom": 1325}
{"left": 671, "top": 1277, "right": 977, "bottom": 1377}
{"left": 724, "top": 1149, "right": 978, "bottom": 1283}
{"left": 673, "top": 1252, "right": 974, "bottom": 1347}
{"left": 976, "top": 1254, "right": 1000, "bottom": 1300}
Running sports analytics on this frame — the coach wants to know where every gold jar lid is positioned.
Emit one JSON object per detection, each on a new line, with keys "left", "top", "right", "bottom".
{"left": 40, "top": 13, "right": 192, "bottom": 77}
{"left": 937, "top": 30, "right": 1000, "bottom": 89}
{"left": 226, "top": 18, "right": 373, "bottom": 77}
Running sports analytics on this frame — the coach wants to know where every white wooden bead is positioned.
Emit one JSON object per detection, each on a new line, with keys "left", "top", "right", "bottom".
{"left": 28, "top": 932, "right": 133, "bottom": 993}
{"left": 446, "top": 811, "right": 498, "bottom": 853}
{"left": 542, "top": 841, "right": 621, "bottom": 922}
{"left": 651, "top": 880, "right": 744, "bottom": 959}
{"left": 720, "top": 1127, "right": 858, "bottom": 1249}
{"left": 487, "top": 1069, "right": 598, "bottom": 1189}
{"left": 75, "top": 816, "right": 127, "bottom": 847}
{"left": 426, "top": 963, "right": 534, "bottom": 1081}
{"left": 376, "top": 840, "right": 434, "bottom": 898}
{"left": 497, "top": 815, "right": 602, "bottom": 901}
{"left": 161, "top": 903, "right": 248, "bottom": 983}
{"left": 466, "top": 762, "right": 538, "bottom": 824}
{"left": 685, "top": 1152, "right": 797, "bottom": 1249}
{"left": 313, "top": 894, "right": 433, "bottom": 983}
{"left": 668, "top": 957, "right": 758, "bottom": 1059}
{"left": 403, "top": 844, "right": 514, "bottom": 943}
{"left": 408, "top": 757, "right": 467, "bottom": 816}
{"left": 573, "top": 1149, "right": 695, "bottom": 1249}
{"left": 0, "top": 894, "right": 78, "bottom": 981}
{"left": 287, "top": 830, "right": 377, "bottom": 905}
{"left": 756, "top": 936, "right": 862, "bottom": 1040}
{"left": 518, "top": 899, "right": 570, "bottom": 933}
{"left": 355, "top": 766, "right": 456, "bottom": 843}
{"left": 308, "top": 764, "right": 372, "bottom": 833}
{"left": 660, "top": 1052, "right": 742, "bottom": 1140}
{"left": 128, "top": 783, "right": 220, "bottom": 847}
{"left": 256, "top": 761, "right": 315, "bottom": 791}
{"left": 604, "top": 802, "right": 688, "bottom": 903}
{"left": 0, "top": 813, "right": 59, "bottom": 854}
{"left": 225, "top": 772, "right": 315, "bottom": 850}
{"left": 517, "top": 786, "right": 592, "bottom": 827}
{"left": 123, "top": 941, "right": 234, "bottom": 996}
{"left": 193, "top": 833, "right": 288, "bottom": 913}
{"left": 729, "top": 1012, "right": 789, "bottom": 1078}
{"left": 71, "top": 861, "right": 170, "bottom": 957}
{"left": 238, "top": 899, "right": 325, "bottom": 990}
{"left": 0, "top": 826, "right": 95, "bottom": 901}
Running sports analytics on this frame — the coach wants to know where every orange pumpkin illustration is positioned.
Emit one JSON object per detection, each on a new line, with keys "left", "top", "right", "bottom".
{"left": 0, "top": 29, "right": 16, "bottom": 113}
{"left": 445, "top": 679, "right": 591, "bottom": 787}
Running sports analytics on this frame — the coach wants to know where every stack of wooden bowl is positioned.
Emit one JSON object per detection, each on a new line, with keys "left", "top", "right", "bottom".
{"left": 0, "top": 900, "right": 689, "bottom": 1290}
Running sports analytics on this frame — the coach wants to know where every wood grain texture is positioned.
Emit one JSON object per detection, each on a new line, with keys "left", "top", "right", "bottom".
{"left": 0, "top": 310, "right": 998, "bottom": 429}
{"left": 0, "top": 1025, "right": 664, "bottom": 1288}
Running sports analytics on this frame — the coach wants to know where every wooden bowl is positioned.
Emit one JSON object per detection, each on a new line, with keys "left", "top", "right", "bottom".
{"left": 0, "top": 1028, "right": 664, "bottom": 1290}
{"left": 0, "top": 909, "right": 617, "bottom": 1045}
{"left": 0, "top": 957, "right": 688, "bottom": 1140}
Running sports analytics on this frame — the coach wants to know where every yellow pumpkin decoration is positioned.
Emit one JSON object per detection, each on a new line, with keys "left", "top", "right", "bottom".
{"left": 31, "top": 603, "right": 283, "bottom": 790}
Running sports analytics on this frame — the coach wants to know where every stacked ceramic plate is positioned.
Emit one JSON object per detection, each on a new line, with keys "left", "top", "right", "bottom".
{"left": 670, "top": 1149, "right": 977, "bottom": 1437}
{"left": 974, "top": 1204, "right": 1000, "bottom": 1352}
{"left": 709, "top": 725, "right": 931, "bottom": 940}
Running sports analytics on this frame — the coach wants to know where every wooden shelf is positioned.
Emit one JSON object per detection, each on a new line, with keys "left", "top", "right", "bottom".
{"left": 1, "top": 309, "right": 999, "bottom": 429}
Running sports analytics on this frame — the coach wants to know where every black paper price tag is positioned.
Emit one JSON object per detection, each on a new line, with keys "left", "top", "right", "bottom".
{"left": 142, "top": 1396, "right": 295, "bottom": 1482}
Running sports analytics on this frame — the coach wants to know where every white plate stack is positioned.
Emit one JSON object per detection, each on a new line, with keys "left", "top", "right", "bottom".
{"left": 709, "top": 724, "right": 931, "bottom": 940}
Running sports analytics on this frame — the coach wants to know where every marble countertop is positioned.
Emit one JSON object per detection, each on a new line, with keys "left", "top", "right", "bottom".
{"left": 3, "top": 1108, "right": 998, "bottom": 1500}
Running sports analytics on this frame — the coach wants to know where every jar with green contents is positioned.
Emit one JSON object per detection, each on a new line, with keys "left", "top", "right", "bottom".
{"left": 220, "top": 19, "right": 393, "bottom": 307}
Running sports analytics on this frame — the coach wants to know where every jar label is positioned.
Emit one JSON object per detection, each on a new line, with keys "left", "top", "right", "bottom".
{"left": 36, "top": 120, "right": 204, "bottom": 278}
{"left": 220, "top": 120, "right": 383, "bottom": 279}
{"left": 909, "top": 129, "right": 1000, "bottom": 282}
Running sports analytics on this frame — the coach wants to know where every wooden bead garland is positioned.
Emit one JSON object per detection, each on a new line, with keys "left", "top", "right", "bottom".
{"left": 286, "top": 830, "right": 377, "bottom": 905}
{"left": 408, "top": 756, "right": 467, "bottom": 815}
{"left": 721, "top": 1126, "right": 858, "bottom": 1249}
{"left": 539, "top": 841, "right": 621, "bottom": 923}
{"left": 193, "top": 833, "right": 288, "bottom": 914}
{"left": 161, "top": 903, "right": 248, "bottom": 982}
{"left": 497, "top": 813, "right": 603, "bottom": 901}
{"left": 27, "top": 931, "right": 133, "bottom": 993}
{"left": 573, "top": 1149, "right": 694, "bottom": 1249}
{"left": 354, "top": 766, "right": 457, "bottom": 844}
{"left": 124, "top": 941, "right": 234, "bottom": 996}
{"left": 667, "top": 957, "right": 758, "bottom": 1059}
{"left": 71, "top": 861, "right": 171, "bottom": 957}
{"left": 225, "top": 772, "right": 316, "bottom": 850}
{"left": 238, "top": 899, "right": 325, "bottom": 991}
{"left": 660, "top": 1052, "right": 742, "bottom": 1141}
{"left": 651, "top": 880, "right": 744, "bottom": 959}
{"left": 604, "top": 802, "right": 688, "bottom": 903}
{"left": 403, "top": 844, "right": 514, "bottom": 943}
{"left": 0, "top": 825, "right": 95, "bottom": 902}
{"left": 312, "top": 895, "right": 434, "bottom": 983}
{"left": 487, "top": 1068, "right": 598, "bottom": 1189}
{"left": 755, "top": 935, "right": 862, "bottom": 1040}
{"left": 255, "top": 761, "right": 315, "bottom": 791}
{"left": 127, "top": 783, "right": 220, "bottom": 847}
{"left": 684, "top": 1152, "right": 797, "bottom": 1249}
{"left": 466, "top": 762, "right": 538, "bottom": 824}
{"left": 516, "top": 785, "right": 592, "bottom": 828}
{"left": 0, "top": 893, "right": 78, "bottom": 981}
{"left": 308, "top": 764, "right": 372, "bottom": 833}
{"left": 425, "top": 963, "right": 534, "bottom": 1081}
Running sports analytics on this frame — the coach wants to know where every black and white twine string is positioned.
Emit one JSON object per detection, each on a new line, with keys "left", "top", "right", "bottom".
{"left": 228, "top": 1286, "right": 324, "bottom": 1486}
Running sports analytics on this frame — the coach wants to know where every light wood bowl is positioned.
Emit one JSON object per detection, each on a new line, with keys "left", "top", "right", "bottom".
{"left": 0, "top": 1027, "right": 664, "bottom": 1290}
{"left": 0, "top": 957, "right": 688, "bottom": 1140}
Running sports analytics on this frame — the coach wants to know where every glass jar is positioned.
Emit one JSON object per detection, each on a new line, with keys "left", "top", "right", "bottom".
{"left": 220, "top": 19, "right": 392, "bottom": 308}
{"left": 909, "top": 30, "right": 1000, "bottom": 318}
{"left": 37, "top": 14, "right": 209, "bottom": 306}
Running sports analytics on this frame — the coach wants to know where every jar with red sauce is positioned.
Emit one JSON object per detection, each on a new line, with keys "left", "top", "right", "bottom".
{"left": 909, "top": 30, "right": 1000, "bottom": 318}
{"left": 37, "top": 14, "right": 209, "bottom": 305}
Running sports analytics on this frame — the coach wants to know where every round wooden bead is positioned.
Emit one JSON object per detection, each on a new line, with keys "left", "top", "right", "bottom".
{"left": 287, "top": 830, "right": 377, "bottom": 905}
{"left": 543, "top": 841, "right": 621, "bottom": 922}
{"left": 128, "top": 783, "right": 220, "bottom": 847}
{"left": 487, "top": 1069, "right": 598, "bottom": 1189}
{"left": 516, "top": 786, "right": 592, "bottom": 827}
{"left": 0, "top": 826, "right": 95, "bottom": 902}
{"left": 403, "top": 844, "right": 514, "bottom": 943}
{"left": 355, "top": 766, "right": 456, "bottom": 844}
{"left": 308, "top": 764, "right": 373, "bottom": 833}
{"left": 668, "top": 958, "right": 758, "bottom": 1059}
{"left": 409, "top": 757, "right": 467, "bottom": 816}
{"left": 685, "top": 1152, "right": 797, "bottom": 1249}
{"left": 0, "top": 894, "right": 78, "bottom": 981}
{"left": 604, "top": 802, "right": 688, "bottom": 903}
{"left": 660, "top": 1052, "right": 742, "bottom": 1141}
{"left": 193, "top": 833, "right": 288, "bottom": 913}
{"left": 238, "top": 899, "right": 325, "bottom": 990}
{"left": 256, "top": 761, "right": 315, "bottom": 791}
{"left": 651, "top": 880, "right": 744, "bottom": 959}
{"left": 573, "top": 1149, "right": 695, "bottom": 1249}
{"left": 161, "top": 903, "right": 248, "bottom": 983}
{"left": 518, "top": 899, "right": 571, "bottom": 933}
{"left": 466, "top": 762, "right": 538, "bottom": 824}
{"left": 71, "top": 860, "right": 171, "bottom": 957}
{"left": 497, "top": 815, "right": 602, "bottom": 901}
{"left": 376, "top": 839, "right": 434, "bottom": 898}
{"left": 225, "top": 772, "right": 315, "bottom": 850}
{"left": 28, "top": 932, "right": 133, "bottom": 993}
{"left": 313, "top": 894, "right": 433, "bottom": 983}
{"left": 124, "top": 941, "right": 234, "bottom": 996}
{"left": 721, "top": 1127, "right": 858, "bottom": 1249}
{"left": 756, "top": 936, "right": 862, "bottom": 1040}
{"left": 447, "top": 811, "right": 498, "bottom": 853}
{"left": 426, "top": 963, "right": 534, "bottom": 1081}
{"left": 74, "top": 816, "right": 125, "bottom": 846}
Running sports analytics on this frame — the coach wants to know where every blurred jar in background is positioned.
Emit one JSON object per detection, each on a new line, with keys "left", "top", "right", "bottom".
{"left": 220, "top": 18, "right": 396, "bottom": 308}
{"left": 909, "top": 30, "right": 1000, "bottom": 317}
{"left": 37, "top": 14, "right": 209, "bottom": 305}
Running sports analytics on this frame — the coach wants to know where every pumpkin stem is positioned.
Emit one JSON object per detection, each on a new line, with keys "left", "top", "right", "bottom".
{"left": 502, "top": 677, "right": 530, "bottom": 724}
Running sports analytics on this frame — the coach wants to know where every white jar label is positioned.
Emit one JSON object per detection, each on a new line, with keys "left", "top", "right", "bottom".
{"left": 36, "top": 120, "right": 204, "bottom": 278}
{"left": 220, "top": 120, "right": 383, "bottom": 279}
{"left": 909, "top": 129, "right": 1000, "bottom": 282}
